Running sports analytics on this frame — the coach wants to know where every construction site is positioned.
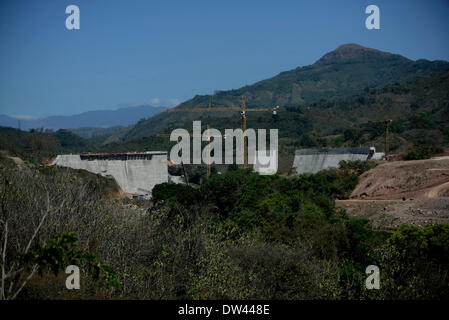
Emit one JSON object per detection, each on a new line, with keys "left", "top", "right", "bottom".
{"left": 50, "top": 98, "right": 448, "bottom": 200}
{"left": 336, "top": 155, "right": 449, "bottom": 230}
{"left": 48, "top": 98, "right": 449, "bottom": 230}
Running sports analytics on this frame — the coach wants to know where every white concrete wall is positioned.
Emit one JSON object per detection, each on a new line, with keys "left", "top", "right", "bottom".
{"left": 53, "top": 154, "right": 168, "bottom": 195}
{"left": 293, "top": 153, "right": 370, "bottom": 174}
{"left": 293, "top": 147, "right": 385, "bottom": 174}
{"left": 372, "top": 152, "right": 385, "bottom": 160}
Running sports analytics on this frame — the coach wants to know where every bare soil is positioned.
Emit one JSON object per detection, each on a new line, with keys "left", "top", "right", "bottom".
{"left": 336, "top": 157, "right": 449, "bottom": 230}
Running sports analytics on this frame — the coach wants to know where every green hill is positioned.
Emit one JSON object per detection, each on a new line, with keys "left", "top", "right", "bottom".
{"left": 120, "top": 43, "right": 449, "bottom": 140}
{"left": 0, "top": 127, "right": 96, "bottom": 162}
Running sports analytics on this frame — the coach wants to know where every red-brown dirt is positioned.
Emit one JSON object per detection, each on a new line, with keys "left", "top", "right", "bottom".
{"left": 336, "top": 157, "right": 449, "bottom": 230}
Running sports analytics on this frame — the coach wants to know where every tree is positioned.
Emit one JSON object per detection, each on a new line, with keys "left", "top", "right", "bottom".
{"left": 0, "top": 167, "right": 121, "bottom": 299}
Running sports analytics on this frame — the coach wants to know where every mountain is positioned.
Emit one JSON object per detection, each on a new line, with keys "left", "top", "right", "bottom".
{"left": 69, "top": 126, "right": 126, "bottom": 139}
{"left": 119, "top": 44, "right": 449, "bottom": 141}
{"left": 70, "top": 126, "right": 131, "bottom": 145}
{"left": 0, "top": 115, "right": 21, "bottom": 128}
{"left": 289, "top": 70, "right": 449, "bottom": 147}
{"left": 0, "top": 105, "right": 167, "bottom": 131}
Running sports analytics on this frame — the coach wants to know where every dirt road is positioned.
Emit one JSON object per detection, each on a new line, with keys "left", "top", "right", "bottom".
{"left": 425, "top": 181, "right": 449, "bottom": 198}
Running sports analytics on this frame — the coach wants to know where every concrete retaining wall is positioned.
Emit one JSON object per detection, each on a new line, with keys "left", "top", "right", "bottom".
{"left": 53, "top": 152, "right": 168, "bottom": 195}
{"left": 293, "top": 147, "right": 384, "bottom": 174}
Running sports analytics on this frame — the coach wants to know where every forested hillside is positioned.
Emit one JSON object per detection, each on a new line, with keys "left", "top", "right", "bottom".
{"left": 0, "top": 127, "right": 96, "bottom": 162}
{"left": 119, "top": 44, "right": 449, "bottom": 141}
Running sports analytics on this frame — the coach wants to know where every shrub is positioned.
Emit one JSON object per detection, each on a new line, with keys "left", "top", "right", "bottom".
{"left": 375, "top": 225, "right": 449, "bottom": 299}
{"left": 403, "top": 145, "right": 443, "bottom": 160}
{"left": 338, "top": 160, "right": 377, "bottom": 175}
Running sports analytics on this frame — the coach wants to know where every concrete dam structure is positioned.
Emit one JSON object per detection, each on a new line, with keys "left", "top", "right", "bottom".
{"left": 52, "top": 151, "right": 168, "bottom": 196}
{"left": 292, "top": 147, "right": 384, "bottom": 174}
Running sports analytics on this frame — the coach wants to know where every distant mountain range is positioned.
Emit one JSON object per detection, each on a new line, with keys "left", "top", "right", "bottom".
{"left": 0, "top": 105, "right": 167, "bottom": 131}
{"left": 119, "top": 43, "right": 449, "bottom": 140}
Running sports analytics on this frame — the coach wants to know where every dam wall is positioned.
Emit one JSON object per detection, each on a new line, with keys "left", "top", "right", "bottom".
{"left": 293, "top": 147, "right": 384, "bottom": 174}
{"left": 53, "top": 152, "right": 168, "bottom": 196}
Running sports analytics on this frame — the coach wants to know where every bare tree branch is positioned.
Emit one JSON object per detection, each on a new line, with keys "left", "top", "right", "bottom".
{"left": 10, "top": 264, "right": 38, "bottom": 300}
{"left": 24, "top": 192, "right": 50, "bottom": 255}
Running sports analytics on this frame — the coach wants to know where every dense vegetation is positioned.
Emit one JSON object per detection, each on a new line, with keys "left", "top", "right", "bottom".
{"left": 1, "top": 158, "right": 447, "bottom": 300}
{"left": 403, "top": 145, "right": 444, "bottom": 160}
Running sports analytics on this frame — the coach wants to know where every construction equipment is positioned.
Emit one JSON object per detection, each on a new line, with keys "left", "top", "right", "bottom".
{"left": 163, "top": 96, "right": 279, "bottom": 168}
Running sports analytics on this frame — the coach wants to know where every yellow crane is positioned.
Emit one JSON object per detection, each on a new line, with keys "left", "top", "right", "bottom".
{"left": 161, "top": 96, "right": 279, "bottom": 169}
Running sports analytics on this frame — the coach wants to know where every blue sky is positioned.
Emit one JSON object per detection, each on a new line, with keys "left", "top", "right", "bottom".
{"left": 1, "top": 0, "right": 448, "bottom": 118}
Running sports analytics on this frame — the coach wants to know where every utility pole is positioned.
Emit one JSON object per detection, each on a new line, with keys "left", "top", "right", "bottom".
{"left": 385, "top": 119, "right": 392, "bottom": 157}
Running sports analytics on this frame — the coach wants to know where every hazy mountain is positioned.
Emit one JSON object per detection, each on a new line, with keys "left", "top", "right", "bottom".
{"left": 120, "top": 44, "right": 449, "bottom": 141}
{"left": 0, "top": 105, "right": 167, "bottom": 131}
{"left": 70, "top": 126, "right": 131, "bottom": 146}
{"left": 69, "top": 126, "right": 126, "bottom": 139}
{"left": 0, "top": 115, "right": 21, "bottom": 129}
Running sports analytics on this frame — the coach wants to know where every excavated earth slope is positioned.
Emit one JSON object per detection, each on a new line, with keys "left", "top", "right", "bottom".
{"left": 336, "top": 157, "right": 449, "bottom": 230}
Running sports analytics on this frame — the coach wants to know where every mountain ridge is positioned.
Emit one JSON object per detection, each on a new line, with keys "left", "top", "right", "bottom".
{"left": 119, "top": 44, "right": 449, "bottom": 141}
{"left": 0, "top": 105, "right": 167, "bottom": 131}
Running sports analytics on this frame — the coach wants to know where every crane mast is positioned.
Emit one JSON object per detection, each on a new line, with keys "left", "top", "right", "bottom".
{"left": 159, "top": 96, "right": 280, "bottom": 174}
